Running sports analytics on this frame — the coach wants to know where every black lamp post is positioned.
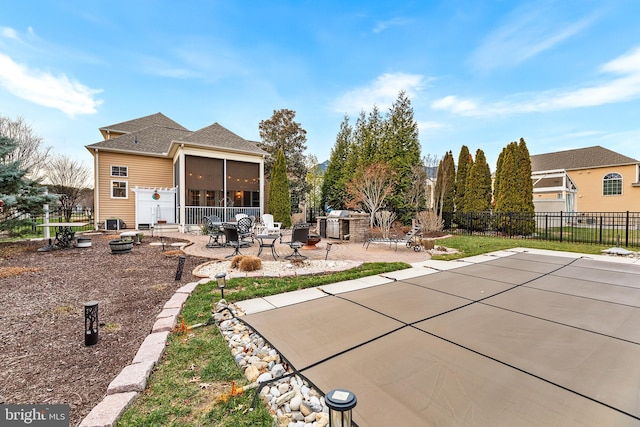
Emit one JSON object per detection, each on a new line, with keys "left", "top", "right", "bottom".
{"left": 215, "top": 272, "right": 227, "bottom": 299}
{"left": 325, "top": 388, "right": 357, "bottom": 426}
{"left": 84, "top": 301, "right": 99, "bottom": 346}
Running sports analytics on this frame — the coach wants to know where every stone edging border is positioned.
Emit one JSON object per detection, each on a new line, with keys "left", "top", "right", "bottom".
{"left": 78, "top": 278, "right": 209, "bottom": 427}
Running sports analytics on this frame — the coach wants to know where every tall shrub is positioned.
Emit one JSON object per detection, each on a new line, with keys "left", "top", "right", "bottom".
{"left": 463, "top": 149, "right": 492, "bottom": 231}
{"left": 494, "top": 138, "right": 535, "bottom": 235}
{"left": 267, "top": 149, "right": 292, "bottom": 228}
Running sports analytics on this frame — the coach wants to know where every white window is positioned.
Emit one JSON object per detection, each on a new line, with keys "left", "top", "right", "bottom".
{"left": 603, "top": 172, "right": 622, "bottom": 196}
{"left": 111, "top": 180, "right": 128, "bottom": 198}
{"left": 111, "top": 165, "right": 128, "bottom": 177}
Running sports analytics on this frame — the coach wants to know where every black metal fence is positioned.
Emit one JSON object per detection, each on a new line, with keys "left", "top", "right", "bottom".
{"left": 1, "top": 207, "right": 94, "bottom": 238}
{"left": 445, "top": 211, "right": 640, "bottom": 248}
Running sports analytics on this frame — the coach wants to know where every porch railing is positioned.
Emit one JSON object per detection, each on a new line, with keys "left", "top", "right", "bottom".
{"left": 183, "top": 206, "right": 261, "bottom": 226}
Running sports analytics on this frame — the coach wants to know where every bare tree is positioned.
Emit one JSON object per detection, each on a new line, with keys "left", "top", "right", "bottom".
{"left": 405, "top": 157, "right": 428, "bottom": 217}
{"left": 423, "top": 154, "right": 439, "bottom": 210}
{"left": 346, "top": 163, "right": 396, "bottom": 228}
{"left": 0, "top": 115, "right": 51, "bottom": 180}
{"left": 45, "top": 155, "right": 92, "bottom": 221}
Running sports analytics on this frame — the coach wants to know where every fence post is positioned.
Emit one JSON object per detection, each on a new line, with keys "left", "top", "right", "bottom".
{"left": 543, "top": 215, "right": 547, "bottom": 240}
{"left": 559, "top": 211, "right": 563, "bottom": 243}
{"left": 598, "top": 216, "right": 603, "bottom": 244}
{"left": 626, "top": 211, "right": 630, "bottom": 247}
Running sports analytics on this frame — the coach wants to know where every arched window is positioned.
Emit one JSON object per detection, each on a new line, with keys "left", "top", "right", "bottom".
{"left": 603, "top": 172, "right": 622, "bottom": 196}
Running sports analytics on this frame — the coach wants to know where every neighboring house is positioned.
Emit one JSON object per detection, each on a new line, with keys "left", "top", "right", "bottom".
{"left": 530, "top": 146, "right": 640, "bottom": 212}
{"left": 86, "top": 113, "right": 267, "bottom": 231}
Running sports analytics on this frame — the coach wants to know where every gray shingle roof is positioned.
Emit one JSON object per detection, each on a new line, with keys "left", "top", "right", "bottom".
{"left": 99, "top": 112, "right": 188, "bottom": 134}
{"left": 179, "top": 123, "right": 267, "bottom": 155}
{"left": 86, "top": 126, "right": 192, "bottom": 155}
{"left": 531, "top": 146, "right": 639, "bottom": 172}
{"left": 87, "top": 114, "right": 266, "bottom": 157}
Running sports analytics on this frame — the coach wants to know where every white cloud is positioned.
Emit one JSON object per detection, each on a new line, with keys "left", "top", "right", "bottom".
{"left": 1, "top": 26, "right": 20, "bottom": 40}
{"left": 0, "top": 53, "right": 102, "bottom": 116}
{"left": 417, "top": 120, "right": 445, "bottom": 131}
{"left": 431, "top": 96, "right": 478, "bottom": 114}
{"left": 373, "top": 18, "right": 411, "bottom": 34}
{"left": 333, "top": 72, "right": 426, "bottom": 114}
{"left": 470, "top": 4, "right": 598, "bottom": 72}
{"left": 433, "top": 46, "right": 640, "bottom": 118}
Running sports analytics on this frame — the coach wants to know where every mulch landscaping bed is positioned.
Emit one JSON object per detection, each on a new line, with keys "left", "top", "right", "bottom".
{"left": 0, "top": 234, "right": 210, "bottom": 426}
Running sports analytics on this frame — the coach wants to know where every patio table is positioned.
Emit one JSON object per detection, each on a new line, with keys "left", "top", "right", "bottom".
{"left": 37, "top": 222, "right": 89, "bottom": 251}
{"left": 256, "top": 234, "right": 280, "bottom": 260}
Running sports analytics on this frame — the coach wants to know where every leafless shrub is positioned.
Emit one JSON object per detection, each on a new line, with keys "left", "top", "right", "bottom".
{"left": 375, "top": 210, "right": 397, "bottom": 239}
{"left": 416, "top": 210, "right": 444, "bottom": 233}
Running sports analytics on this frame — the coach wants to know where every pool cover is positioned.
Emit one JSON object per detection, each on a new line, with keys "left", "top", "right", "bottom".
{"left": 242, "top": 252, "right": 640, "bottom": 426}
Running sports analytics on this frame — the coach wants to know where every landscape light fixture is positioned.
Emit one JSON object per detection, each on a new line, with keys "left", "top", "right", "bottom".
{"left": 84, "top": 301, "right": 99, "bottom": 346}
{"left": 215, "top": 272, "right": 227, "bottom": 299}
{"left": 325, "top": 388, "right": 357, "bottom": 427}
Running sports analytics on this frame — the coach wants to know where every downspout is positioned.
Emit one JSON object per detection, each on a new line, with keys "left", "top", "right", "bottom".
{"left": 94, "top": 148, "right": 100, "bottom": 230}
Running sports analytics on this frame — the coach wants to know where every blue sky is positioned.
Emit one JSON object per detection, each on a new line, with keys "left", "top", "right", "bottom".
{"left": 1, "top": 0, "right": 640, "bottom": 172}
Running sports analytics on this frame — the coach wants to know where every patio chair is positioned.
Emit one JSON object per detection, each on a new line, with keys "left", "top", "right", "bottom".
{"left": 281, "top": 223, "right": 310, "bottom": 260}
{"left": 222, "top": 223, "right": 251, "bottom": 258}
{"left": 364, "top": 224, "right": 422, "bottom": 251}
{"left": 236, "top": 216, "right": 255, "bottom": 243}
{"left": 235, "top": 213, "right": 248, "bottom": 221}
{"left": 261, "top": 214, "right": 282, "bottom": 235}
{"left": 204, "top": 215, "right": 225, "bottom": 248}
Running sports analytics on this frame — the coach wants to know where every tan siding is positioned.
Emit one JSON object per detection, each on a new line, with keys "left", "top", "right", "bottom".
{"left": 569, "top": 164, "right": 640, "bottom": 212}
{"left": 96, "top": 152, "right": 172, "bottom": 227}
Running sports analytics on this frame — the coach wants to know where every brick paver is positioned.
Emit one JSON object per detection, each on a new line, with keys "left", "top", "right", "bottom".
{"left": 159, "top": 230, "right": 434, "bottom": 264}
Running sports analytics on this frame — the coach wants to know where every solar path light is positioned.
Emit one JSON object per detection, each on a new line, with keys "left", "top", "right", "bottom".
{"left": 215, "top": 272, "right": 227, "bottom": 299}
{"left": 325, "top": 388, "right": 357, "bottom": 426}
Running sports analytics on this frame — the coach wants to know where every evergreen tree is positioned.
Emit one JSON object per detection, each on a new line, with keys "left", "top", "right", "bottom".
{"left": 258, "top": 109, "right": 308, "bottom": 211}
{"left": 354, "top": 106, "right": 383, "bottom": 168}
{"left": 0, "top": 136, "right": 56, "bottom": 235}
{"left": 494, "top": 142, "right": 518, "bottom": 212}
{"left": 377, "top": 91, "right": 422, "bottom": 223}
{"left": 463, "top": 149, "right": 492, "bottom": 207}
{"left": 516, "top": 138, "right": 535, "bottom": 214}
{"left": 321, "top": 115, "right": 352, "bottom": 210}
{"left": 493, "top": 149, "right": 504, "bottom": 210}
{"left": 454, "top": 145, "right": 473, "bottom": 212}
{"left": 267, "top": 149, "right": 292, "bottom": 228}
{"left": 434, "top": 151, "right": 455, "bottom": 226}
{"left": 462, "top": 149, "right": 492, "bottom": 231}
{"left": 494, "top": 138, "right": 535, "bottom": 235}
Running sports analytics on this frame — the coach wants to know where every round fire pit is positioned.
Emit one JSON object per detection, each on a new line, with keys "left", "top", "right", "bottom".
{"left": 302, "top": 234, "right": 321, "bottom": 250}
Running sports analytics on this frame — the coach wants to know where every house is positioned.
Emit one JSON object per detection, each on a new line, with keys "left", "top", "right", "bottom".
{"left": 86, "top": 113, "right": 267, "bottom": 231}
{"left": 530, "top": 146, "right": 640, "bottom": 212}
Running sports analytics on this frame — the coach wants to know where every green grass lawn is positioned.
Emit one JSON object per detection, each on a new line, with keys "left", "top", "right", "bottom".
{"left": 431, "top": 235, "right": 610, "bottom": 260}
{"left": 118, "top": 237, "right": 624, "bottom": 426}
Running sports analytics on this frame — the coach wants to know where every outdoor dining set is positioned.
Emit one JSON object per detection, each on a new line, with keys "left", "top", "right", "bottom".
{"left": 203, "top": 214, "right": 315, "bottom": 260}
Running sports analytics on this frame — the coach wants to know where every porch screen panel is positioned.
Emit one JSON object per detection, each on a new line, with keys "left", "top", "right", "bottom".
{"left": 226, "top": 161, "right": 259, "bottom": 207}
{"left": 185, "top": 156, "right": 224, "bottom": 206}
